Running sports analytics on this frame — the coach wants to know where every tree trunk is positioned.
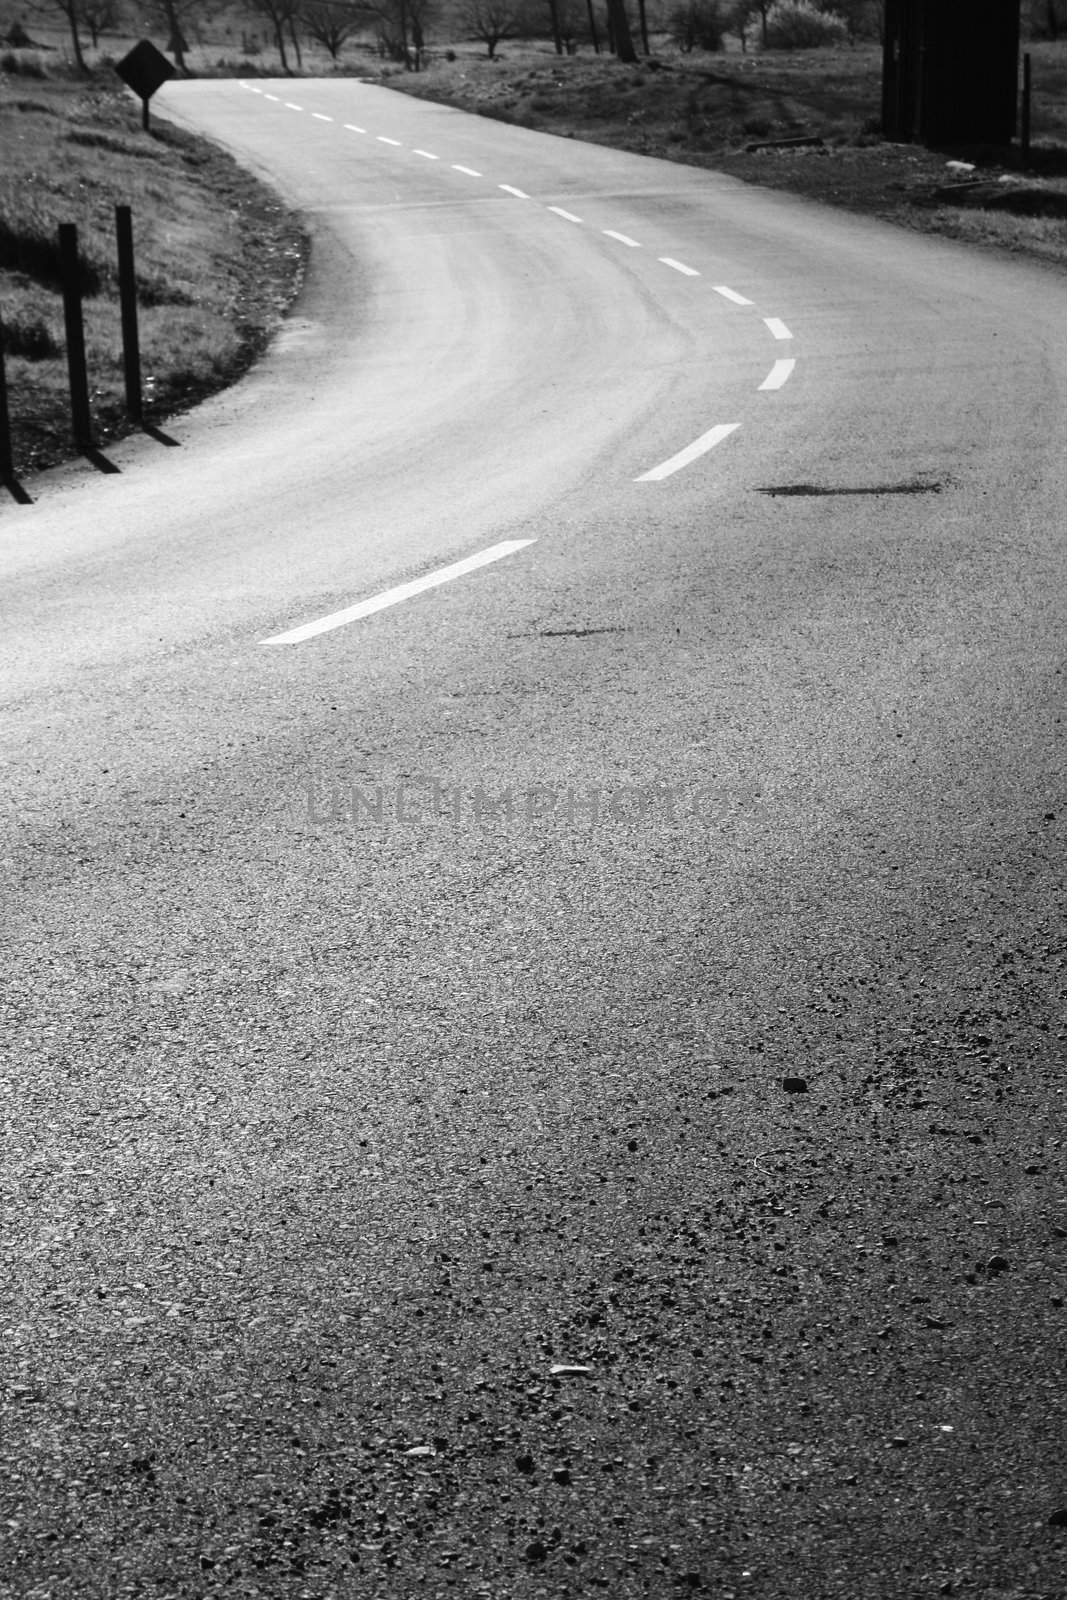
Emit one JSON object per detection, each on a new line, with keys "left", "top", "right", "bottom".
{"left": 288, "top": 15, "right": 303, "bottom": 67}
{"left": 637, "top": 0, "right": 648, "bottom": 53}
{"left": 546, "top": 0, "right": 563, "bottom": 53}
{"left": 63, "top": 0, "right": 88, "bottom": 70}
{"left": 1048, "top": 0, "right": 1060, "bottom": 41}
{"left": 273, "top": 18, "right": 290, "bottom": 70}
{"left": 585, "top": 0, "right": 600, "bottom": 51}
{"left": 605, "top": 0, "right": 637, "bottom": 60}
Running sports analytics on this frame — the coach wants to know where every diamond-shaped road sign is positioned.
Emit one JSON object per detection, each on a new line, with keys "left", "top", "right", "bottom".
{"left": 115, "top": 40, "right": 177, "bottom": 128}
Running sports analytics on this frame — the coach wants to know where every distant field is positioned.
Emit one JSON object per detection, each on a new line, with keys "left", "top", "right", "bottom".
{"left": 0, "top": 69, "right": 306, "bottom": 478}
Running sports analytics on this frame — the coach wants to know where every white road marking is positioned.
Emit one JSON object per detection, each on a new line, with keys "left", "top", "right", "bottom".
{"left": 413, "top": 148, "right": 439, "bottom": 158}
{"left": 312, "top": 112, "right": 333, "bottom": 121}
{"left": 548, "top": 206, "right": 582, "bottom": 223}
{"left": 603, "top": 229, "right": 640, "bottom": 247}
{"left": 713, "top": 285, "right": 753, "bottom": 305}
{"left": 452, "top": 164, "right": 483, "bottom": 176}
{"left": 636, "top": 423, "right": 740, "bottom": 483}
{"left": 759, "top": 358, "right": 796, "bottom": 391}
{"left": 659, "top": 257, "right": 699, "bottom": 277}
{"left": 285, "top": 102, "right": 303, "bottom": 110}
{"left": 764, "top": 317, "right": 792, "bottom": 340}
{"left": 499, "top": 183, "right": 529, "bottom": 197}
{"left": 377, "top": 135, "right": 402, "bottom": 146}
{"left": 264, "top": 93, "right": 279, "bottom": 101}
{"left": 344, "top": 123, "right": 366, "bottom": 133}
{"left": 260, "top": 542, "right": 535, "bottom": 645}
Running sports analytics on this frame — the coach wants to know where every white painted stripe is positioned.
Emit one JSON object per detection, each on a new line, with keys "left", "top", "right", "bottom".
{"left": 764, "top": 317, "right": 792, "bottom": 340}
{"left": 452, "top": 164, "right": 482, "bottom": 176}
{"left": 659, "top": 257, "right": 699, "bottom": 277}
{"left": 548, "top": 206, "right": 582, "bottom": 223}
{"left": 312, "top": 112, "right": 333, "bottom": 121}
{"left": 603, "top": 230, "right": 640, "bottom": 247}
{"left": 713, "top": 285, "right": 753, "bottom": 306}
{"left": 413, "top": 148, "right": 438, "bottom": 158}
{"left": 285, "top": 102, "right": 303, "bottom": 110}
{"left": 499, "top": 183, "right": 529, "bottom": 198}
{"left": 264, "top": 93, "right": 280, "bottom": 101}
{"left": 636, "top": 423, "right": 740, "bottom": 483}
{"left": 377, "top": 135, "right": 402, "bottom": 146}
{"left": 344, "top": 123, "right": 366, "bottom": 132}
{"left": 759, "top": 358, "right": 796, "bottom": 391}
{"left": 260, "top": 541, "right": 535, "bottom": 645}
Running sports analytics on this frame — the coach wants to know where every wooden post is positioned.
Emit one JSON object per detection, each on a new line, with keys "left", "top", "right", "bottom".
{"left": 1021, "top": 51, "right": 1032, "bottom": 168}
{"left": 0, "top": 315, "right": 13, "bottom": 479}
{"left": 115, "top": 205, "right": 143, "bottom": 422}
{"left": 58, "top": 222, "right": 93, "bottom": 450}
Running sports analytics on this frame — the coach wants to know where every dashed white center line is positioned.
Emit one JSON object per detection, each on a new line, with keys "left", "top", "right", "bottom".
{"left": 260, "top": 541, "right": 535, "bottom": 646}
{"left": 413, "top": 148, "right": 439, "bottom": 158}
{"left": 659, "top": 257, "right": 699, "bottom": 277}
{"left": 344, "top": 123, "right": 365, "bottom": 133}
{"left": 548, "top": 206, "right": 582, "bottom": 223}
{"left": 312, "top": 112, "right": 333, "bottom": 121}
{"left": 759, "top": 358, "right": 796, "bottom": 391}
{"left": 499, "top": 183, "right": 529, "bottom": 198}
{"left": 377, "top": 135, "right": 402, "bottom": 146}
{"left": 285, "top": 102, "right": 303, "bottom": 111}
{"left": 264, "top": 93, "right": 279, "bottom": 101}
{"left": 713, "top": 285, "right": 753, "bottom": 306}
{"left": 603, "top": 229, "right": 640, "bottom": 247}
{"left": 452, "top": 164, "right": 483, "bottom": 176}
{"left": 764, "top": 317, "right": 792, "bottom": 340}
{"left": 636, "top": 423, "right": 740, "bottom": 483}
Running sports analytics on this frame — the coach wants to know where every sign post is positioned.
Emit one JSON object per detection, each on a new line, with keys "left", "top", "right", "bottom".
{"left": 115, "top": 40, "right": 177, "bottom": 132}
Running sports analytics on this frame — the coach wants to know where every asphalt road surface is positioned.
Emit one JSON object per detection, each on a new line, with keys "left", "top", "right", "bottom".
{"left": 2, "top": 78, "right": 1066, "bottom": 1600}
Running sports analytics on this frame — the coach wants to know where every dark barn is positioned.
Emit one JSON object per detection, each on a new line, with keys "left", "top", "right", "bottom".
{"left": 882, "top": 0, "right": 1022, "bottom": 146}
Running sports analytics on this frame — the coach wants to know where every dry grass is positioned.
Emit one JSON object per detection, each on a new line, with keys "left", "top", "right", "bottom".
{"left": 0, "top": 71, "right": 307, "bottom": 478}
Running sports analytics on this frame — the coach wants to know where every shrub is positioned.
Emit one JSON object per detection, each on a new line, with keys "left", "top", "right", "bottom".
{"left": 764, "top": 1, "right": 848, "bottom": 48}
{"left": 1, "top": 50, "right": 46, "bottom": 75}
{"left": 668, "top": 0, "right": 726, "bottom": 51}
{"left": 0, "top": 312, "right": 60, "bottom": 360}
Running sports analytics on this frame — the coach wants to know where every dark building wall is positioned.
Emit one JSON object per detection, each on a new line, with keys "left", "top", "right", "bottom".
{"left": 883, "top": 0, "right": 1021, "bottom": 145}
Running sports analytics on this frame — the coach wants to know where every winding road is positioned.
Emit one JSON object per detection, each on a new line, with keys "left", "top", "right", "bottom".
{"left": 2, "top": 77, "right": 1066, "bottom": 1599}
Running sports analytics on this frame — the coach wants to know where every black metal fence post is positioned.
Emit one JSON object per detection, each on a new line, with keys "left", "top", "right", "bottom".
{"left": 115, "top": 204, "right": 143, "bottom": 422}
{"left": 58, "top": 222, "right": 93, "bottom": 450}
{"left": 0, "top": 316, "right": 13, "bottom": 480}
{"left": 1021, "top": 51, "right": 1032, "bottom": 168}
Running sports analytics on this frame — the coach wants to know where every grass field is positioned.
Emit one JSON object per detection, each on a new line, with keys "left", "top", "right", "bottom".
{"left": 0, "top": 66, "right": 307, "bottom": 480}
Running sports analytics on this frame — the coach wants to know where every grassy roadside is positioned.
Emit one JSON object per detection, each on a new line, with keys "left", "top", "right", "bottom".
{"left": 384, "top": 40, "right": 1067, "bottom": 272}
{"left": 0, "top": 71, "right": 308, "bottom": 482}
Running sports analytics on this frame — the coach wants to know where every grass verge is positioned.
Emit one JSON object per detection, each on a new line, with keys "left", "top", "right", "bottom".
{"left": 0, "top": 71, "right": 307, "bottom": 481}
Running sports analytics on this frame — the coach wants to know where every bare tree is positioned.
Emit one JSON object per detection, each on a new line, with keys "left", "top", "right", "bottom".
{"left": 25, "top": 0, "right": 88, "bottom": 69}
{"left": 247, "top": 0, "right": 299, "bottom": 68}
{"left": 140, "top": 0, "right": 218, "bottom": 71}
{"left": 461, "top": 0, "right": 520, "bottom": 57}
{"left": 372, "top": 0, "right": 434, "bottom": 66}
{"left": 81, "top": 0, "right": 119, "bottom": 47}
{"left": 299, "top": 0, "right": 365, "bottom": 59}
{"left": 605, "top": 0, "right": 636, "bottom": 59}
